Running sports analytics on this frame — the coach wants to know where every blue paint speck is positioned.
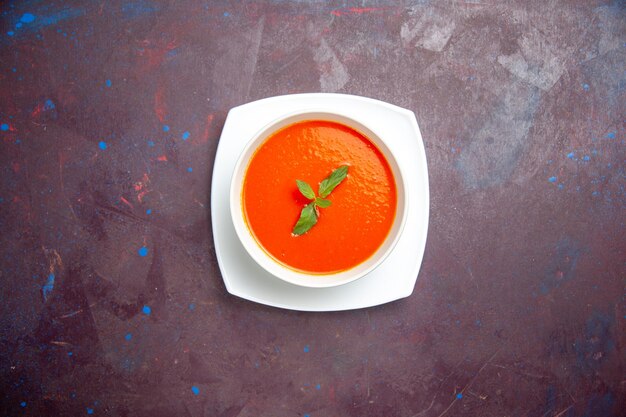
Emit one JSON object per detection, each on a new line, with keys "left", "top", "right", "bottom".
{"left": 189, "top": 303, "right": 196, "bottom": 311}
{"left": 142, "top": 305, "right": 151, "bottom": 315}
{"left": 98, "top": 141, "right": 107, "bottom": 150}
{"left": 456, "top": 393, "right": 463, "bottom": 399}
{"left": 162, "top": 125, "right": 170, "bottom": 132}
{"left": 138, "top": 246, "right": 148, "bottom": 257}
{"left": 304, "top": 415, "right": 310, "bottom": 417}
{"left": 592, "top": 191, "right": 599, "bottom": 196}
{"left": 1, "top": 123, "right": 8, "bottom": 131}
{"left": 315, "top": 384, "right": 321, "bottom": 390}
{"left": 44, "top": 99, "right": 56, "bottom": 110}
{"left": 146, "top": 209, "right": 152, "bottom": 215}
{"left": 20, "top": 13, "right": 35, "bottom": 23}
{"left": 582, "top": 83, "right": 589, "bottom": 91}
{"left": 7, "top": 31, "right": 15, "bottom": 36}
{"left": 548, "top": 176, "right": 557, "bottom": 183}
{"left": 606, "top": 132, "right": 616, "bottom": 139}
{"left": 582, "top": 155, "right": 590, "bottom": 161}
{"left": 558, "top": 183, "right": 564, "bottom": 190}
{"left": 182, "top": 131, "right": 190, "bottom": 140}
{"left": 187, "top": 167, "right": 193, "bottom": 172}
{"left": 20, "top": 401, "right": 26, "bottom": 407}
{"left": 105, "top": 79, "right": 112, "bottom": 88}
{"left": 303, "top": 345, "right": 310, "bottom": 353}
{"left": 223, "top": 11, "right": 230, "bottom": 17}
{"left": 87, "top": 407, "right": 94, "bottom": 414}
{"left": 16, "top": 22, "right": 23, "bottom": 28}
{"left": 125, "top": 333, "right": 132, "bottom": 341}
{"left": 567, "top": 152, "right": 575, "bottom": 159}
{"left": 42, "top": 273, "right": 55, "bottom": 301}
{"left": 191, "top": 386, "right": 200, "bottom": 395}
{"left": 147, "top": 140, "right": 155, "bottom": 147}
{"left": 68, "top": 351, "right": 73, "bottom": 356}
{"left": 12, "top": 67, "right": 16, "bottom": 72}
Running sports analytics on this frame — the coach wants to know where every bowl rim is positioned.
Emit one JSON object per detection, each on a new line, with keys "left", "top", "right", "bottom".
{"left": 229, "top": 109, "right": 409, "bottom": 288}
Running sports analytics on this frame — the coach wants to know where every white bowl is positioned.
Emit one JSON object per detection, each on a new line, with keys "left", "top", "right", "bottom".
{"left": 229, "top": 110, "right": 408, "bottom": 288}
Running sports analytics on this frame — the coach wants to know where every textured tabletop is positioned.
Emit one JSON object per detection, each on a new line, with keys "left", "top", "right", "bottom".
{"left": 1, "top": 1, "right": 624, "bottom": 416}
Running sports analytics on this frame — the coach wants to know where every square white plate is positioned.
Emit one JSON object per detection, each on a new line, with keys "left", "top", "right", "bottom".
{"left": 211, "top": 93, "right": 429, "bottom": 311}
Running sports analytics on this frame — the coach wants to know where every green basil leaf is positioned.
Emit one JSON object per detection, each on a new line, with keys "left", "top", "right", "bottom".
{"left": 296, "top": 180, "right": 315, "bottom": 200}
{"left": 292, "top": 202, "right": 318, "bottom": 236}
{"left": 315, "top": 197, "right": 332, "bottom": 208}
{"left": 318, "top": 165, "right": 348, "bottom": 198}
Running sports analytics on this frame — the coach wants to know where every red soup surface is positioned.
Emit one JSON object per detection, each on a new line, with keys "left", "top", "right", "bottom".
{"left": 242, "top": 120, "right": 397, "bottom": 274}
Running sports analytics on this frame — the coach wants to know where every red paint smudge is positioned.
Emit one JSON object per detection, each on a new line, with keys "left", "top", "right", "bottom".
{"left": 12, "top": 196, "right": 21, "bottom": 203}
{"left": 331, "top": 7, "right": 384, "bottom": 16}
{"left": 328, "top": 385, "right": 336, "bottom": 401}
{"left": 409, "top": 330, "right": 427, "bottom": 344}
{"left": 11, "top": 162, "right": 20, "bottom": 173}
{"left": 156, "top": 155, "right": 168, "bottom": 162}
{"left": 269, "top": 50, "right": 284, "bottom": 60}
{"left": 154, "top": 87, "right": 167, "bottom": 123}
{"left": 59, "top": 151, "right": 69, "bottom": 167}
{"left": 133, "top": 173, "right": 151, "bottom": 202}
{"left": 136, "top": 38, "right": 178, "bottom": 73}
{"left": 3, "top": 123, "right": 16, "bottom": 132}
{"left": 31, "top": 103, "right": 45, "bottom": 118}
{"left": 120, "top": 196, "right": 134, "bottom": 209}
{"left": 199, "top": 114, "right": 214, "bottom": 144}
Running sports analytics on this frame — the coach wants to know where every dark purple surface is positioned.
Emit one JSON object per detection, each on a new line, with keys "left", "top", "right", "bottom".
{"left": 1, "top": 1, "right": 625, "bottom": 416}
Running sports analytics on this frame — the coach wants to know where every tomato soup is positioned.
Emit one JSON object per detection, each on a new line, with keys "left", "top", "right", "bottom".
{"left": 242, "top": 120, "right": 397, "bottom": 274}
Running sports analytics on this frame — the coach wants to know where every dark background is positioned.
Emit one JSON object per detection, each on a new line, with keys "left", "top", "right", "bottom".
{"left": 1, "top": 1, "right": 624, "bottom": 416}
